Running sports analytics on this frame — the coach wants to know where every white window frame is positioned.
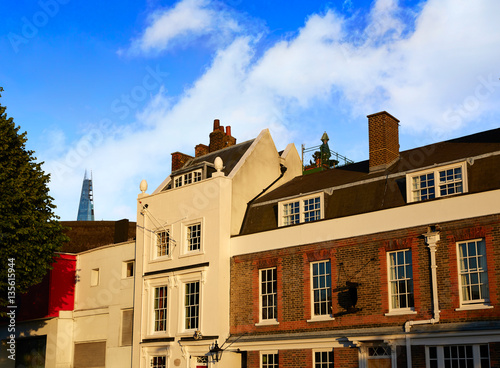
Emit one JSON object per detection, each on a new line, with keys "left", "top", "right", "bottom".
{"left": 386, "top": 249, "right": 416, "bottom": 315}
{"left": 150, "top": 356, "right": 167, "bottom": 368}
{"left": 122, "top": 260, "right": 134, "bottom": 278}
{"left": 91, "top": 268, "right": 100, "bottom": 286}
{"left": 153, "top": 285, "right": 168, "bottom": 333}
{"left": 178, "top": 273, "right": 203, "bottom": 334}
{"left": 308, "top": 260, "right": 334, "bottom": 322}
{"left": 313, "top": 349, "right": 334, "bottom": 368}
{"left": 278, "top": 193, "right": 324, "bottom": 227}
{"left": 153, "top": 227, "right": 173, "bottom": 261}
{"left": 359, "top": 344, "right": 394, "bottom": 368}
{"left": 257, "top": 267, "right": 278, "bottom": 325}
{"left": 456, "top": 238, "right": 492, "bottom": 310}
{"left": 261, "top": 351, "right": 279, "bottom": 368}
{"left": 173, "top": 169, "right": 203, "bottom": 188}
{"left": 426, "top": 345, "right": 490, "bottom": 368}
{"left": 406, "top": 161, "right": 468, "bottom": 203}
{"left": 143, "top": 347, "right": 170, "bottom": 368}
{"left": 180, "top": 219, "right": 204, "bottom": 257}
{"left": 146, "top": 279, "right": 171, "bottom": 337}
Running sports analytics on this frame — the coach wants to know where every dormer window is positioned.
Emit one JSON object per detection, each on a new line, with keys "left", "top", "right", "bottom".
{"left": 279, "top": 193, "right": 324, "bottom": 227}
{"left": 174, "top": 169, "right": 202, "bottom": 188}
{"left": 407, "top": 162, "right": 467, "bottom": 203}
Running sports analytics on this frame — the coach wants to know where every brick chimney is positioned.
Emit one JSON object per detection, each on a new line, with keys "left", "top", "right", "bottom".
{"left": 171, "top": 151, "right": 193, "bottom": 172}
{"left": 195, "top": 144, "right": 209, "bottom": 157}
{"left": 209, "top": 119, "right": 236, "bottom": 152}
{"left": 368, "top": 111, "right": 400, "bottom": 172}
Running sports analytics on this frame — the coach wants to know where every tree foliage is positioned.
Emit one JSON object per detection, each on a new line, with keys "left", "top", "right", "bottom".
{"left": 0, "top": 91, "right": 68, "bottom": 308}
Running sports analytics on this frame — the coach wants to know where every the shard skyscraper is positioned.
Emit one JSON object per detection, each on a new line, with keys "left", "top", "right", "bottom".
{"left": 77, "top": 170, "right": 95, "bottom": 221}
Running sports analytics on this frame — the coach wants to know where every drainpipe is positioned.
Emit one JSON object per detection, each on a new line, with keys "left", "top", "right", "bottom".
{"left": 405, "top": 227, "right": 440, "bottom": 368}
{"left": 239, "top": 164, "right": 287, "bottom": 234}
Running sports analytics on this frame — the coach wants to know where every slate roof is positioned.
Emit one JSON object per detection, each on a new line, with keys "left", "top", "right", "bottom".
{"left": 240, "top": 127, "right": 500, "bottom": 235}
{"left": 162, "top": 139, "right": 255, "bottom": 191}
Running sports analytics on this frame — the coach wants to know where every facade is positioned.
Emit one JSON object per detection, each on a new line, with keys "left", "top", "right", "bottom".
{"left": 132, "top": 120, "right": 302, "bottom": 368}
{"left": 229, "top": 112, "right": 500, "bottom": 368}
{"left": 0, "top": 220, "right": 136, "bottom": 368}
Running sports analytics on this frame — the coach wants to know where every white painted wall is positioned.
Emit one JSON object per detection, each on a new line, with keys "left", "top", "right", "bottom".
{"left": 74, "top": 240, "right": 135, "bottom": 368}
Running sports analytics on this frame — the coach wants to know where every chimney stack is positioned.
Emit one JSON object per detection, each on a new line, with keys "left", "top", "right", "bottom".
{"left": 367, "top": 111, "right": 400, "bottom": 172}
{"left": 209, "top": 119, "right": 236, "bottom": 152}
{"left": 171, "top": 151, "right": 193, "bottom": 172}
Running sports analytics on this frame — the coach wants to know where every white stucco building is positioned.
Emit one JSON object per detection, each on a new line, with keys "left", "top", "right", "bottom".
{"left": 132, "top": 121, "right": 302, "bottom": 368}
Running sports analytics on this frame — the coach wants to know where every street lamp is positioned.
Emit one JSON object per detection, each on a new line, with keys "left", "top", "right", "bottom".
{"left": 209, "top": 341, "right": 224, "bottom": 362}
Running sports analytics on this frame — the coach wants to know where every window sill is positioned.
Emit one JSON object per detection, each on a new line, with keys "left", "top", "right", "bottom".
{"left": 150, "top": 256, "right": 173, "bottom": 263}
{"left": 179, "top": 251, "right": 204, "bottom": 259}
{"left": 307, "top": 315, "right": 335, "bottom": 323}
{"left": 255, "top": 320, "right": 279, "bottom": 327}
{"left": 385, "top": 309, "right": 417, "bottom": 316}
{"left": 455, "top": 304, "right": 493, "bottom": 311}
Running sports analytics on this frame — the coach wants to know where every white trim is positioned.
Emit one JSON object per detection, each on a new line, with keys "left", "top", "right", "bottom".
{"left": 90, "top": 268, "right": 100, "bottom": 286}
{"left": 179, "top": 218, "right": 204, "bottom": 257}
{"left": 173, "top": 169, "right": 203, "bottom": 188}
{"left": 145, "top": 278, "right": 171, "bottom": 338}
{"left": 278, "top": 192, "right": 324, "bottom": 227}
{"left": 122, "top": 260, "right": 135, "bottom": 279}
{"left": 312, "top": 348, "right": 334, "bottom": 367}
{"left": 258, "top": 267, "right": 278, "bottom": 324}
{"left": 260, "top": 351, "right": 279, "bottom": 368}
{"left": 151, "top": 226, "right": 173, "bottom": 262}
{"left": 406, "top": 161, "right": 468, "bottom": 203}
{"left": 178, "top": 273, "right": 203, "bottom": 335}
{"left": 387, "top": 249, "right": 415, "bottom": 313}
{"left": 309, "top": 260, "right": 334, "bottom": 320}
{"left": 425, "top": 344, "right": 490, "bottom": 368}
{"left": 456, "top": 238, "right": 491, "bottom": 308}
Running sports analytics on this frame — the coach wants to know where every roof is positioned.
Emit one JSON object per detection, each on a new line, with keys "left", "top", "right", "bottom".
{"left": 240, "top": 127, "right": 500, "bottom": 235}
{"left": 161, "top": 139, "right": 256, "bottom": 191}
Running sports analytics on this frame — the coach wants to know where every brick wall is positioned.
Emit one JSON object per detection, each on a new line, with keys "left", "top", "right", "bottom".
{"left": 231, "top": 214, "right": 500, "bottom": 366}
{"left": 171, "top": 151, "right": 193, "bottom": 171}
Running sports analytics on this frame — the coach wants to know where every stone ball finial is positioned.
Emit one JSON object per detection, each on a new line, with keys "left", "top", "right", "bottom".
{"left": 214, "top": 157, "right": 223, "bottom": 172}
{"left": 140, "top": 179, "right": 148, "bottom": 193}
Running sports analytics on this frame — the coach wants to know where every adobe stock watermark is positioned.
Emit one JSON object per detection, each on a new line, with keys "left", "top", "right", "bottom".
{"left": 442, "top": 74, "right": 500, "bottom": 126}
{"left": 8, "top": 0, "right": 70, "bottom": 54}
{"left": 6, "top": 258, "right": 17, "bottom": 361}
{"left": 48, "top": 65, "right": 168, "bottom": 181}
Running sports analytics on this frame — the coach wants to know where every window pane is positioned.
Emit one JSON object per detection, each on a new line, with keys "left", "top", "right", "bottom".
{"left": 260, "top": 268, "right": 277, "bottom": 320}
{"left": 458, "top": 239, "right": 489, "bottom": 304}
{"left": 388, "top": 250, "right": 414, "bottom": 309}
{"left": 312, "top": 260, "right": 331, "bottom": 316}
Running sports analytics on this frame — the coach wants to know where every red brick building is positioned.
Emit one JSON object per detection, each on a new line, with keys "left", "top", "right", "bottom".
{"left": 230, "top": 112, "right": 500, "bottom": 368}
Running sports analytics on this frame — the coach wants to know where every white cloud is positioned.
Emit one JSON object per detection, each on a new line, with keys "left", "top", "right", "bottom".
{"left": 46, "top": 0, "right": 500, "bottom": 221}
{"left": 130, "top": 0, "right": 240, "bottom": 53}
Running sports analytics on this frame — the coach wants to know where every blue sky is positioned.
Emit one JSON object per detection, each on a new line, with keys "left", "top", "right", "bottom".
{"left": 1, "top": 0, "right": 499, "bottom": 221}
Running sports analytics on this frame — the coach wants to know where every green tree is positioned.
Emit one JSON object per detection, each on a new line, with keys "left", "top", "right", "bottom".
{"left": 0, "top": 89, "right": 68, "bottom": 310}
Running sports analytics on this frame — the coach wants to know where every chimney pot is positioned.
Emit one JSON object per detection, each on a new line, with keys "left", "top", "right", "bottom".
{"left": 214, "top": 119, "right": 220, "bottom": 131}
{"left": 226, "top": 126, "right": 231, "bottom": 136}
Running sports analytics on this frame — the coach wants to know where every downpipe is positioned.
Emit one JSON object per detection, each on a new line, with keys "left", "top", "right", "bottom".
{"left": 405, "top": 228, "right": 440, "bottom": 368}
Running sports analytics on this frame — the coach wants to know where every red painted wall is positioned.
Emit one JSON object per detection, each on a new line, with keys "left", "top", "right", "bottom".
{"left": 18, "top": 253, "right": 76, "bottom": 321}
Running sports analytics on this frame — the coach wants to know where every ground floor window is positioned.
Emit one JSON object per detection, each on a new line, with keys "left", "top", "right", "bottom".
{"left": 151, "top": 356, "right": 167, "bottom": 368}
{"left": 314, "top": 350, "right": 333, "bottom": 367}
{"left": 427, "top": 345, "right": 490, "bottom": 368}
{"left": 367, "top": 346, "right": 391, "bottom": 368}
{"left": 262, "top": 352, "right": 279, "bottom": 368}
